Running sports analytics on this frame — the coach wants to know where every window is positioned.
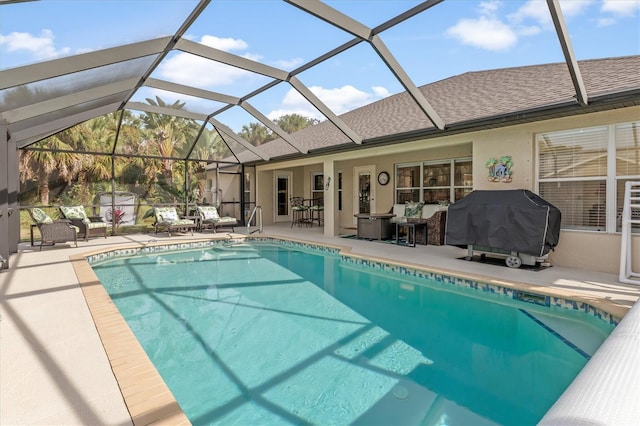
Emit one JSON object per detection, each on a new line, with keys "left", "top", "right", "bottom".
{"left": 311, "top": 172, "right": 324, "bottom": 205}
{"left": 395, "top": 158, "right": 472, "bottom": 204}
{"left": 537, "top": 121, "right": 640, "bottom": 233}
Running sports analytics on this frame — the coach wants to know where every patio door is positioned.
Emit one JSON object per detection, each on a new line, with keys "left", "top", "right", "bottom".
{"left": 353, "top": 165, "right": 376, "bottom": 224}
{"left": 274, "top": 171, "right": 293, "bottom": 223}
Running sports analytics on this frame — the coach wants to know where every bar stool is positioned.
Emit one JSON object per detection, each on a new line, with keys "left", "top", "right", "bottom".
{"left": 290, "top": 196, "right": 309, "bottom": 227}
{"left": 309, "top": 198, "right": 324, "bottom": 227}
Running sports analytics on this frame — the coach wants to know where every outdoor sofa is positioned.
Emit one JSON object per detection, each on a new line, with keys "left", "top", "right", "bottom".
{"left": 390, "top": 202, "right": 448, "bottom": 245}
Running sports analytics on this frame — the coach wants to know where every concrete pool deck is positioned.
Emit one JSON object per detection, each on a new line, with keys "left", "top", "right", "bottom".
{"left": 1, "top": 224, "right": 639, "bottom": 425}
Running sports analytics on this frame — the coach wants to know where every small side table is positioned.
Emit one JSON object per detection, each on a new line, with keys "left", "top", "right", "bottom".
{"left": 395, "top": 221, "right": 428, "bottom": 247}
{"left": 181, "top": 215, "right": 201, "bottom": 231}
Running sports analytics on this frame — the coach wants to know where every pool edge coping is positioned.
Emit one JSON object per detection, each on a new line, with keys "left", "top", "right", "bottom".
{"left": 70, "top": 234, "right": 630, "bottom": 425}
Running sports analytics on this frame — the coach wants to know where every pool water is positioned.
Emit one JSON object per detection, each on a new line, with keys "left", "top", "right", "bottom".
{"left": 91, "top": 242, "right": 613, "bottom": 425}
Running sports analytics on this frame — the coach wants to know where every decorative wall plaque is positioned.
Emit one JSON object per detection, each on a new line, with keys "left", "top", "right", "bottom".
{"left": 486, "top": 155, "right": 513, "bottom": 182}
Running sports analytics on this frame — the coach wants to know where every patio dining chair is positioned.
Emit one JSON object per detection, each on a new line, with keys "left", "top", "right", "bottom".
{"left": 59, "top": 205, "right": 108, "bottom": 241}
{"left": 153, "top": 206, "right": 197, "bottom": 236}
{"left": 196, "top": 205, "right": 237, "bottom": 233}
{"left": 290, "top": 196, "right": 309, "bottom": 228}
{"left": 28, "top": 207, "right": 78, "bottom": 250}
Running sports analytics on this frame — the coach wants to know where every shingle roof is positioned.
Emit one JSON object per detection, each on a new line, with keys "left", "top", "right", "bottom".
{"left": 241, "top": 55, "right": 639, "bottom": 164}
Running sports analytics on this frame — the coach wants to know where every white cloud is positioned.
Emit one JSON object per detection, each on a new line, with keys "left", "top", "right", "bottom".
{"left": 199, "top": 35, "right": 248, "bottom": 51}
{"left": 0, "top": 29, "right": 70, "bottom": 60}
{"left": 518, "top": 25, "right": 542, "bottom": 36}
{"left": 510, "top": 0, "right": 552, "bottom": 25}
{"left": 157, "top": 35, "right": 261, "bottom": 87}
{"left": 273, "top": 57, "right": 304, "bottom": 69}
{"left": 559, "top": 0, "right": 595, "bottom": 16}
{"left": 479, "top": 0, "right": 501, "bottom": 15}
{"left": 308, "top": 85, "right": 375, "bottom": 114}
{"left": 601, "top": 0, "right": 640, "bottom": 15}
{"left": 446, "top": 16, "right": 517, "bottom": 51}
{"left": 268, "top": 84, "right": 389, "bottom": 120}
{"left": 510, "top": 0, "right": 593, "bottom": 27}
{"left": 159, "top": 52, "right": 255, "bottom": 87}
{"left": 596, "top": 16, "right": 616, "bottom": 26}
{"left": 372, "top": 86, "right": 390, "bottom": 97}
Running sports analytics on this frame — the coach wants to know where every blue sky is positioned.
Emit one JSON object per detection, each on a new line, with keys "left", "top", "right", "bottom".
{"left": 1, "top": 0, "right": 639, "bottom": 131}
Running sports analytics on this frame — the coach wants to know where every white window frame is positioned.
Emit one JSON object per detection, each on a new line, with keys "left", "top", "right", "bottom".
{"left": 394, "top": 157, "right": 472, "bottom": 203}
{"left": 311, "top": 172, "right": 323, "bottom": 202}
{"left": 535, "top": 121, "right": 640, "bottom": 234}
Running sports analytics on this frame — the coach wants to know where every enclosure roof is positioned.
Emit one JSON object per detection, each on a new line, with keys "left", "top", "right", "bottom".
{"left": 1, "top": 0, "right": 639, "bottom": 164}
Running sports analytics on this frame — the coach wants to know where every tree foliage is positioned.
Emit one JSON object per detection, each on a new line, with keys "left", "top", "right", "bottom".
{"left": 18, "top": 100, "right": 319, "bottom": 220}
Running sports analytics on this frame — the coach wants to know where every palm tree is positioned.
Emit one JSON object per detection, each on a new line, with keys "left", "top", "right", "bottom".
{"left": 140, "top": 97, "right": 200, "bottom": 202}
{"left": 141, "top": 97, "right": 188, "bottom": 185}
{"left": 19, "top": 138, "right": 78, "bottom": 205}
{"left": 275, "top": 113, "right": 319, "bottom": 133}
{"left": 239, "top": 122, "right": 272, "bottom": 146}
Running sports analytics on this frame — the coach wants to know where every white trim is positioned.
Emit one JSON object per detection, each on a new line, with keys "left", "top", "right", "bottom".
{"left": 274, "top": 171, "right": 293, "bottom": 223}
{"left": 353, "top": 165, "right": 376, "bottom": 224}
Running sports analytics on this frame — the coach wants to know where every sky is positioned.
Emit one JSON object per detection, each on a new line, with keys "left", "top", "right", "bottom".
{"left": 1, "top": 0, "right": 639, "bottom": 132}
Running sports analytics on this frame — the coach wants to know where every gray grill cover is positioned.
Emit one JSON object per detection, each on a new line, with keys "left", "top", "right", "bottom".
{"left": 445, "top": 189, "right": 561, "bottom": 256}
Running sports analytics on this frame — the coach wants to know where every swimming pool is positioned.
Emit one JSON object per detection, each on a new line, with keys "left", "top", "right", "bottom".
{"left": 90, "top": 239, "right": 615, "bottom": 425}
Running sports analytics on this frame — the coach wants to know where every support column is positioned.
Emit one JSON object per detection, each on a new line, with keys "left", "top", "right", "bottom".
{"left": 1, "top": 121, "right": 10, "bottom": 269}
{"left": 323, "top": 159, "right": 338, "bottom": 237}
{"left": 8, "top": 136, "right": 19, "bottom": 254}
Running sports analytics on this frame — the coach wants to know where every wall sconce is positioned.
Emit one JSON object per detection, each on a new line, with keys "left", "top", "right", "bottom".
{"left": 325, "top": 176, "right": 332, "bottom": 190}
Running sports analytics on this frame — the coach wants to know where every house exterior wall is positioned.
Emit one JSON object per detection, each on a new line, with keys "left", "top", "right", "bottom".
{"left": 253, "top": 105, "right": 639, "bottom": 273}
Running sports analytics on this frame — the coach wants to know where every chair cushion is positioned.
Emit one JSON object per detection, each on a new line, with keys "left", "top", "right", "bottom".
{"left": 31, "top": 207, "right": 53, "bottom": 224}
{"left": 404, "top": 201, "right": 424, "bottom": 218}
{"left": 215, "top": 217, "right": 237, "bottom": 224}
{"left": 155, "top": 207, "right": 178, "bottom": 222}
{"left": 171, "top": 219, "right": 195, "bottom": 225}
{"left": 87, "top": 222, "right": 108, "bottom": 229}
{"left": 60, "top": 205, "right": 88, "bottom": 220}
{"left": 197, "top": 206, "right": 220, "bottom": 220}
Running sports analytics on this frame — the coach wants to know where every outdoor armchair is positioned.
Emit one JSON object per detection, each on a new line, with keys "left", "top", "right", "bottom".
{"left": 59, "top": 205, "right": 108, "bottom": 241}
{"left": 28, "top": 207, "right": 78, "bottom": 250}
{"left": 153, "top": 206, "right": 197, "bottom": 236}
{"left": 196, "top": 205, "right": 237, "bottom": 233}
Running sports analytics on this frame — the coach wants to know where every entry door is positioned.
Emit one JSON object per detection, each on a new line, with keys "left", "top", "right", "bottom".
{"left": 353, "top": 165, "right": 376, "bottom": 223}
{"left": 274, "top": 171, "right": 293, "bottom": 222}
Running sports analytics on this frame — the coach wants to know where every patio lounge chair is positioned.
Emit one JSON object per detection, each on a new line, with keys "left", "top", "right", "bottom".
{"left": 154, "top": 206, "right": 197, "bottom": 236}
{"left": 196, "top": 205, "right": 237, "bottom": 233}
{"left": 28, "top": 207, "right": 78, "bottom": 250}
{"left": 59, "top": 205, "right": 108, "bottom": 241}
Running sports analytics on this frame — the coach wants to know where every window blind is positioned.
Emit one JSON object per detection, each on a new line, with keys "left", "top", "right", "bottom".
{"left": 615, "top": 122, "right": 640, "bottom": 177}
{"left": 538, "top": 126, "right": 608, "bottom": 180}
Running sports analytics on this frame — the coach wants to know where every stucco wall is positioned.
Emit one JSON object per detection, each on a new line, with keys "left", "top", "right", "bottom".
{"left": 549, "top": 230, "right": 640, "bottom": 273}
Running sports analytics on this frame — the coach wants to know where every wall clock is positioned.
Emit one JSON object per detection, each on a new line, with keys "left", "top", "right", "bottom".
{"left": 377, "top": 171, "right": 390, "bottom": 185}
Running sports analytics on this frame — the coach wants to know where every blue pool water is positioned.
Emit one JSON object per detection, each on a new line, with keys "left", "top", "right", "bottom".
{"left": 91, "top": 241, "right": 613, "bottom": 426}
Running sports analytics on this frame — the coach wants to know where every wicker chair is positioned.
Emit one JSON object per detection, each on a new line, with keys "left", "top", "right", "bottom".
{"left": 59, "top": 205, "right": 108, "bottom": 241}
{"left": 196, "top": 205, "right": 237, "bottom": 233}
{"left": 153, "top": 207, "right": 197, "bottom": 236}
{"left": 28, "top": 207, "right": 78, "bottom": 250}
